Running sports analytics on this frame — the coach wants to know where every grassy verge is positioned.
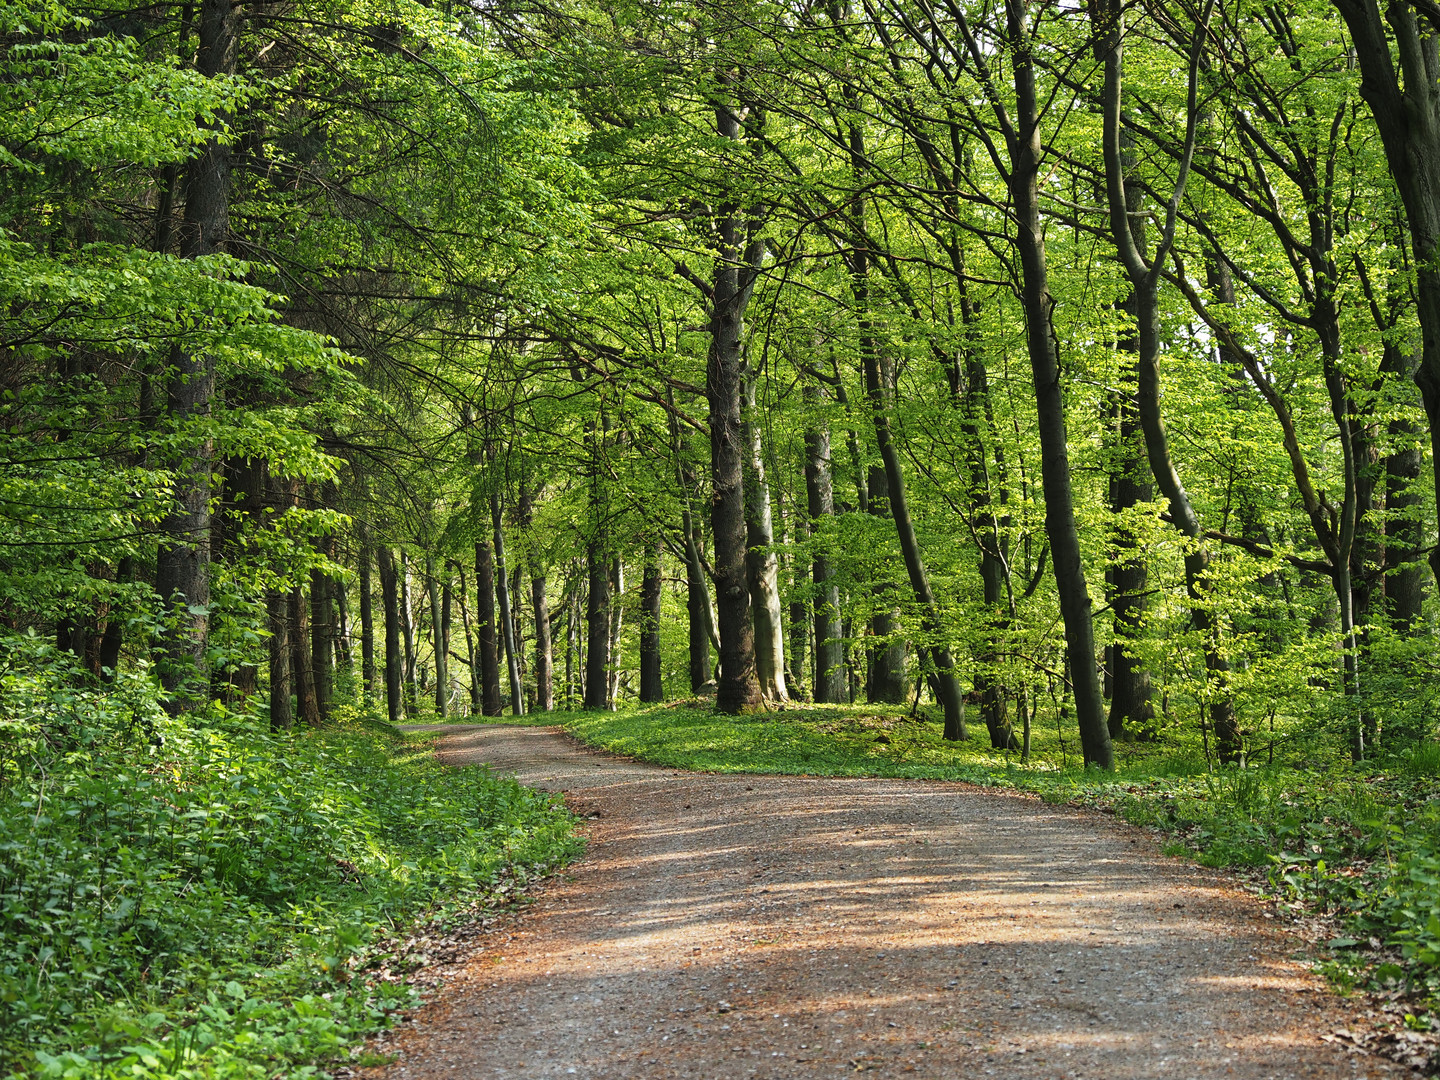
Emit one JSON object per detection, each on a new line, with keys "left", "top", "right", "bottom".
{"left": 1, "top": 670, "right": 581, "bottom": 1080}
{"left": 526, "top": 700, "right": 1440, "bottom": 1006}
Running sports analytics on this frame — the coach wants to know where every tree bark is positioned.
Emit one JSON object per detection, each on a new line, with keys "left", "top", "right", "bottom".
{"left": 399, "top": 550, "right": 418, "bottom": 715}
{"left": 426, "top": 555, "right": 449, "bottom": 719}
{"left": 492, "top": 495, "right": 524, "bottom": 716}
{"left": 805, "top": 387, "right": 846, "bottom": 704}
{"left": 518, "top": 486, "right": 555, "bottom": 711}
{"left": 706, "top": 81, "right": 764, "bottom": 714}
{"left": 744, "top": 375, "right": 790, "bottom": 701}
{"left": 640, "top": 539, "right": 664, "bottom": 702}
{"left": 359, "top": 530, "right": 376, "bottom": 698}
{"left": 267, "top": 588, "right": 292, "bottom": 730}
{"left": 1010, "top": 0, "right": 1111, "bottom": 766}
{"left": 154, "top": 0, "right": 236, "bottom": 710}
{"left": 378, "top": 546, "right": 403, "bottom": 724}
{"left": 864, "top": 462, "right": 909, "bottom": 706}
{"left": 290, "top": 584, "right": 320, "bottom": 727}
{"left": 475, "top": 538, "right": 503, "bottom": 716}
{"left": 585, "top": 538, "right": 611, "bottom": 710}
{"left": 455, "top": 562, "right": 482, "bottom": 715}
{"left": 1384, "top": 344, "right": 1427, "bottom": 628}
{"left": 607, "top": 557, "right": 625, "bottom": 707}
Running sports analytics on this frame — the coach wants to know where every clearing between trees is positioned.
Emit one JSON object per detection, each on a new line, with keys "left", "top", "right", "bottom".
{"left": 369, "top": 725, "right": 1399, "bottom": 1080}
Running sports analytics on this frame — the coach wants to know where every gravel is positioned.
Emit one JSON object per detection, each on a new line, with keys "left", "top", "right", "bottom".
{"left": 369, "top": 723, "right": 1406, "bottom": 1080}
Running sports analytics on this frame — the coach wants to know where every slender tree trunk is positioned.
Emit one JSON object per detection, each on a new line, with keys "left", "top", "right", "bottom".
{"left": 359, "top": 531, "right": 376, "bottom": 699}
{"left": 267, "top": 588, "right": 292, "bottom": 730}
{"left": 805, "top": 385, "right": 847, "bottom": 703}
{"left": 310, "top": 504, "right": 335, "bottom": 722}
{"left": 681, "top": 484, "right": 717, "bottom": 690}
{"left": 518, "top": 487, "right": 554, "bottom": 711}
{"left": 399, "top": 551, "right": 418, "bottom": 715}
{"left": 455, "top": 563, "right": 481, "bottom": 715}
{"left": 864, "top": 462, "right": 908, "bottom": 705}
{"left": 475, "top": 538, "right": 502, "bottom": 716}
{"left": 786, "top": 509, "right": 809, "bottom": 701}
{"left": 492, "top": 495, "right": 524, "bottom": 716}
{"left": 155, "top": 0, "right": 236, "bottom": 710}
{"left": 607, "top": 558, "right": 625, "bottom": 707}
{"left": 290, "top": 585, "right": 320, "bottom": 726}
{"left": 640, "top": 539, "right": 664, "bottom": 702}
{"left": 584, "top": 539, "right": 611, "bottom": 710}
{"left": 1385, "top": 340, "right": 1428, "bottom": 628}
{"left": 426, "top": 556, "right": 448, "bottom": 719}
{"left": 744, "top": 375, "right": 790, "bottom": 701}
{"left": 378, "top": 546, "right": 402, "bottom": 725}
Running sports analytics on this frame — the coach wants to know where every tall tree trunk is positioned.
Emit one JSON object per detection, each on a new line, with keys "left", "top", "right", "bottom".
{"left": 786, "top": 508, "right": 809, "bottom": 700}
{"left": 706, "top": 82, "right": 764, "bottom": 715}
{"left": 1008, "top": 0, "right": 1111, "bottom": 766}
{"left": 805, "top": 385, "right": 847, "bottom": 703}
{"left": 311, "top": 501, "right": 335, "bottom": 722}
{"left": 426, "top": 555, "right": 448, "bottom": 719}
{"left": 475, "top": 538, "right": 503, "bottom": 716}
{"left": 290, "top": 585, "right": 320, "bottom": 727}
{"left": 267, "top": 588, "right": 292, "bottom": 730}
{"left": 492, "top": 495, "right": 524, "bottom": 716}
{"left": 743, "top": 375, "right": 790, "bottom": 701}
{"left": 155, "top": 0, "right": 236, "bottom": 710}
{"left": 607, "top": 558, "right": 625, "bottom": 707}
{"left": 1384, "top": 344, "right": 1428, "bottom": 628}
{"left": 584, "top": 539, "right": 611, "bottom": 710}
{"left": 640, "top": 540, "right": 664, "bottom": 702}
{"left": 681, "top": 477, "right": 717, "bottom": 690}
{"left": 378, "top": 546, "right": 402, "bottom": 724}
{"left": 518, "top": 487, "right": 554, "bottom": 711}
{"left": 399, "top": 551, "right": 418, "bottom": 715}
{"left": 864, "top": 462, "right": 908, "bottom": 705}
{"left": 455, "top": 563, "right": 481, "bottom": 715}
{"left": 359, "top": 529, "right": 376, "bottom": 698}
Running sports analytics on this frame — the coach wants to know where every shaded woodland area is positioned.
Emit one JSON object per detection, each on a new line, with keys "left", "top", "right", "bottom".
{"left": 8, "top": 0, "right": 1440, "bottom": 1070}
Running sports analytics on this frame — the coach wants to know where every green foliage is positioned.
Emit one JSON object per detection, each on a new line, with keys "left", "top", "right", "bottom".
{"left": 0, "top": 637, "right": 581, "bottom": 1078}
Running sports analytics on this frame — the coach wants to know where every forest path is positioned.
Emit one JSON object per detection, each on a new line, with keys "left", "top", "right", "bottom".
{"left": 371, "top": 723, "right": 1397, "bottom": 1080}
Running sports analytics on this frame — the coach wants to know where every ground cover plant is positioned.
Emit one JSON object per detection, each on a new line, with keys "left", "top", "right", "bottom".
{"left": 536, "top": 701, "right": 1440, "bottom": 1010}
{"left": 0, "top": 643, "right": 581, "bottom": 1080}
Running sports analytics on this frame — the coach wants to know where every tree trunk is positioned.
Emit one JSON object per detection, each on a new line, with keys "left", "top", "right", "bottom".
{"left": 290, "top": 585, "right": 321, "bottom": 727}
{"left": 267, "top": 588, "right": 292, "bottom": 731}
{"left": 706, "top": 85, "right": 764, "bottom": 715}
{"left": 310, "top": 505, "right": 335, "bottom": 722}
{"left": 864, "top": 462, "right": 909, "bottom": 705}
{"left": 1010, "top": 0, "right": 1111, "bottom": 766}
{"left": 154, "top": 0, "right": 236, "bottom": 711}
{"left": 681, "top": 483, "right": 717, "bottom": 691}
{"left": 743, "top": 375, "right": 790, "bottom": 702}
{"left": 786, "top": 508, "right": 809, "bottom": 701}
{"left": 475, "top": 538, "right": 503, "bottom": 716}
{"left": 607, "top": 558, "right": 625, "bottom": 707}
{"left": 519, "top": 486, "right": 555, "bottom": 711}
{"left": 378, "top": 546, "right": 403, "bottom": 725}
{"left": 640, "top": 539, "right": 664, "bottom": 702}
{"left": 1384, "top": 340, "right": 1428, "bottom": 629}
{"left": 359, "top": 531, "right": 376, "bottom": 698}
{"left": 455, "top": 563, "right": 481, "bottom": 715}
{"left": 426, "top": 555, "right": 448, "bottom": 719}
{"left": 493, "top": 495, "right": 524, "bottom": 716}
{"left": 584, "top": 539, "right": 611, "bottom": 710}
{"left": 399, "top": 551, "right": 418, "bottom": 715}
{"left": 805, "top": 385, "right": 847, "bottom": 703}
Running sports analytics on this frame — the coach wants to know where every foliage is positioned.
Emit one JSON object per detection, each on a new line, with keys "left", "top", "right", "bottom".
{"left": 0, "top": 637, "right": 580, "bottom": 1078}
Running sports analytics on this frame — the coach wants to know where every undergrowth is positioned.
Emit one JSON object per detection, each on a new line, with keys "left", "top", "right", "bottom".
{"left": 0, "top": 637, "right": 581, "bottom": 1079}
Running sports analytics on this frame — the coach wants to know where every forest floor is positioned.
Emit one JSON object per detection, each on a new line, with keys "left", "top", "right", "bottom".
{"left": 362, "top": 723, "right": 1409, "bottom": 1080}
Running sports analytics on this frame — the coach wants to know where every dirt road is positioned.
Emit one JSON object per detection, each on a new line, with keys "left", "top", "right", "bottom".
{"left": 374, "top": 724, "right": 1399, "bottom": 1079}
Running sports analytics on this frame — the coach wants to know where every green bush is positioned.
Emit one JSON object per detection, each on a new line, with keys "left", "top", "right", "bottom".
{"left": 0, "top": 635, "right": 580, "bottom": 1078}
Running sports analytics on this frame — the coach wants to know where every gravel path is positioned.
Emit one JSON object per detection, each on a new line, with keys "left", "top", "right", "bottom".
{"left": 373, "top": 723, "right": 1400, "bottom": 1080}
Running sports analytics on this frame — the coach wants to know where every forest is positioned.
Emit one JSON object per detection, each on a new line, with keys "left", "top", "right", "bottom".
{"left": 8, "top": 0, "right": 1440, "bottom": 1073}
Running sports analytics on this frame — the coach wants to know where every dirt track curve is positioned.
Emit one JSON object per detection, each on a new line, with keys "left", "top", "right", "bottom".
{"left": 371, "top": 723, "right": 1398, "bottom": 1080}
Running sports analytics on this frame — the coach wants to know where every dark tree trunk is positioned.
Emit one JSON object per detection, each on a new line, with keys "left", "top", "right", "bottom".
{"left": 786, "top": 508, "right": 809, "bottom": 700}
{"left": 706, "top": 86, "right": 764, "bottom": 714}
{"left": 427, "top": 556, "right": 448, "bottom": 719}
{"left": 475, "top": 539, "right": 503, "bottom": 716}
{"left": 1385, "top": 341, "right": 1428, "bottom": 629}
{"left": 290, "top": 585, "right": 320, "bottom": 727}
{"left": 640, "top": 539, "right": 664, "bottom": 702}
{"left": 518, "top": 487, "right": 554, "bottom": 711}
{"left": 607, "top": 558, "right": 624, "bottom": 706}
{"left": 454, "top": 563, "right": 482, "bottom": 715}
{"left": 584, "top": 539, "right": 611, "bottom": 710}
{"left": 359, "top": 533, "right": 376, "bottom": 697}
{"left": 864, "top": 462, "right": 909, "bottom": 706}
{"left": 493, "top": 495, "right": 524, "bottom": 716}
{"left": 681, "top": 473, "right": 716, "bottom": 691}
{"left": 378, "top": 546, "right": 402, "bottom": 725}
{"left": 1011, "top": 0, "right": 1111, "bottom": 766}
{"left": 267, "top": 588, "right": 292, "bottom": 730}
{"left": 97, "top": 556, "right": 133, "bottom": 683}
{"left": 311, "top": 503, "right": 336, "bottom": 721}
{"left": 399, "top": 551, "right": 418, "bottom": 714}
{"left": 155, "top": 0, "right": 236, "bottom": 711}
{"left": 805, "top": 386, "right": 847, "bottom": 703}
